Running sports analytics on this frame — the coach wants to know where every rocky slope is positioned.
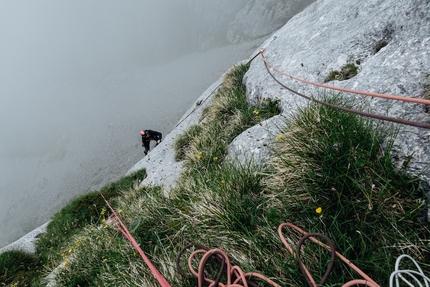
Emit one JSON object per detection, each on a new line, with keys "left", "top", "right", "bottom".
{"left": 2, "top": 0, "right": 429, "bottom": 255}
{"left": 130, "top": 0, "right": 430, "bottom": 215}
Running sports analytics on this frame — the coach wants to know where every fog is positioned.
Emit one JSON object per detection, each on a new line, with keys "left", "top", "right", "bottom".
{"left": 0, "top": 0, "right": 315, "bottom": 248}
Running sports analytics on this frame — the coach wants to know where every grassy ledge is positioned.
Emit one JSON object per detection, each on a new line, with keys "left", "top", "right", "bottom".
{"left": 1, "top": 64, "right": 429, "bottom": 287}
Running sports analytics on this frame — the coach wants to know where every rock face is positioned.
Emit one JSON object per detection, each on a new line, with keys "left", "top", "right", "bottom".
{"left": 184, "top": 0, "right": 316, "bottom": 49}
{"left": 226, "top": 0, "right": 316, "bottom": 43}
{"left": 243, "top": 0, "right": 430, "bottom": 185}
{"left": 127, "top": 79, "right": 223, "bottom": 194}
{"left": 4, "top": 0, "right": 429, "bottom": 255}
{"left": 131, "top": 0, "right": 430, "bottom": 211}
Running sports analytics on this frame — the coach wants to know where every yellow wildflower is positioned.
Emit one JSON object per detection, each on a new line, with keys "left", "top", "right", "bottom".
{"left": 68, "top": 248, "right": 72, "bottom": 253}
{"left": 316, "top": 207, "right": 322, "bottom": 214}
{"left": 118, "top": 209, "right": 123, "bottom": 213}
{"left": 277, "top": 134, "right": 283, "bottom": 140}
{"left": 221, "top": 180, "right": 225, "bottom": 184}
{"left": 103, "top": 225, "right": 108, "bottom": 229}
{"left": 102, "top": 219, "right": 106, "bottom": 223}
{"left": 197, "top": 151, "right": 203, "bottom": 159}
{"left": 253, "top": 109, "right": 259, "bottom": 115}
{"left": 63, "top": 261, "right": 67, "bottom": 267}
{"left": 100, "top": 208, "right": 106, "bottom": 215}
{"left": 102, "top": 258, "right": 108, "bottom": 263}
{"left": 213, "top": 156, "right": 218, "bottom": 161}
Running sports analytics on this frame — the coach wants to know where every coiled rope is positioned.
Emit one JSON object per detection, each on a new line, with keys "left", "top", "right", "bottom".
{"left": 99, "top": 196, "right": 428, "bottom": 287}
{"left": 278, "top": 223, "right": 380, "bottom": 287}
{"left": 389, "top": 254, "right": 430, "bottom": 287}
{"left": 176, "top": 243, "right": 282, "bottom": 287}
{"left": 177, "top": 223, "right": 380, "bottom": 287}
{"left": 256, "top": 49, "right": 430, "bottom": 129}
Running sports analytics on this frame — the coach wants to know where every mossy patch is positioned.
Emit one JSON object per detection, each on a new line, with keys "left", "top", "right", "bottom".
{"left": 373, "top": 39, "right": 388, "bottom": 54}
{"left": 324, "top": 63, "right": 359, "bottom": 82}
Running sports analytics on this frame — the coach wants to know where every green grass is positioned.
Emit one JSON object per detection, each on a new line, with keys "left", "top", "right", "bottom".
{"left": 0, "top": 169, "right": 146, "bottom": 286}
{"left": 265, "top": 94, "right": 429, "bottom": 285}
{"left": 1, "top": 63, "right": 429, "bottom": 287}
{"left": 0, "top": 250, "right": 42, "bottom": 286}
{"left": 324, "top": 63, "right": 359, "bottom": 82}
{"left": 176, "top": 63, "right": 280, "bottom": 169}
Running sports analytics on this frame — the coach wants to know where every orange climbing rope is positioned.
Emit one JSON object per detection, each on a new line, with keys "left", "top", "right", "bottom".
{"left": 258, "top": 48, "right": 430, "bottom": 106}
{"left": 177, "top": 243, "right": 282, "bottom": 287}
{"left": 256, "top": 49, "right": 430, "bottom": 129}
{"left": 177, "top": 223, "right": 380, "bottom": 287}
{"left": 278, "top": 223, "right": 380, "bottom": 287}
{"left": 101, "top": 194, "right": 172, "bottom": 287}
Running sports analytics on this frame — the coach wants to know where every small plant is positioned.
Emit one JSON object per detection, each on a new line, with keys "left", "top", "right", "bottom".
{"left": 324, "top": 63, "right": 359, "bottom": 82}
{"left": 373, "top": 39, "right": 388, "bottom": 54}
{"left": 175, "top": 63, "right": 280, "bottom": 168}
{"left": 174, "top": 125, "right": 203, "bottom": 161}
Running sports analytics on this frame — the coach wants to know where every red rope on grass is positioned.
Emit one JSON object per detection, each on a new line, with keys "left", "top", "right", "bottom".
{"left": 278, "top": 223, "right": 380, "bottom": 287}
{"left": 177, "top": 223, "right": 380, "bottom": 287}
{"left": 101, "top": 193, "right": 172, "bottom": 287}
{"left": 177, "top": 243, "right": 282, "bottom": 287}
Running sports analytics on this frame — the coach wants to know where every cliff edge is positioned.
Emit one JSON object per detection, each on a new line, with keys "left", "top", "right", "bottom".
{"left": 2, "top": 0, "right": 429, "bottom": 256}
{"left": 130, "top": 0, "right": 430, "bottom": 207}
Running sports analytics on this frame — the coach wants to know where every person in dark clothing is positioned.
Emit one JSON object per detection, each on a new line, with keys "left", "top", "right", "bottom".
{"left": 140, "top": 129, "right": 162, "bottom": 155}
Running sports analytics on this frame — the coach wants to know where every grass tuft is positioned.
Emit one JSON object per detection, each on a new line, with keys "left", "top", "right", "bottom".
{"left": 324, "top": 63, "right": 359, "bottom": 82}
{"left": 373, "top": 40, "right": 388, "bottom": 54}
{"left": 0, "top": 250, "right": 43, "bottom": 286}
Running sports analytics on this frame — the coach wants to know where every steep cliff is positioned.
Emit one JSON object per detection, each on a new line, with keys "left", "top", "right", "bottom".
{"left": 130, "top": 0, "right": 430, "bottom": 203}
{"left": 3, "top": 0, "right": 429, "bottom": 256}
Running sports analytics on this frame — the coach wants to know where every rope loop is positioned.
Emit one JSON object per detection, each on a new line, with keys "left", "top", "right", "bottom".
{"left": 389, "top": 254, "right": 430, "bottom": 287}
{"left": 296, "top": 232, "right": 336, "bottom": 287}
{"left": 278, "top": 223, "right": 380, "bottom": 287}
{"left": 176, "top": 243, "right": 282, "bottom": 287}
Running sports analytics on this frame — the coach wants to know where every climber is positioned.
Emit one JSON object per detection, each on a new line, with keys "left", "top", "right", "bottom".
{"left": 140, "top": 129, "right": 162, "bottom": 156}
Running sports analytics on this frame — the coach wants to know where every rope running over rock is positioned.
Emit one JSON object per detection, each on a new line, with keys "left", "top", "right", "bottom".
{"left": 257, "top": 49, "right": 430, "bottom": 129}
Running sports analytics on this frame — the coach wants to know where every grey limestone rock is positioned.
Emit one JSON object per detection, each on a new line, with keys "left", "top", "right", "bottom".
{"left": 244, "top": 0, "right": 430, "bottom": 185}
{"left": 127, "top": 78, "right": 224, "bottom": 195}
{"left": 133, "top": 0, "right": 430, "bottom": 202}
{"left": 227, "top": 0, "right": 317, "bottom": 44}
